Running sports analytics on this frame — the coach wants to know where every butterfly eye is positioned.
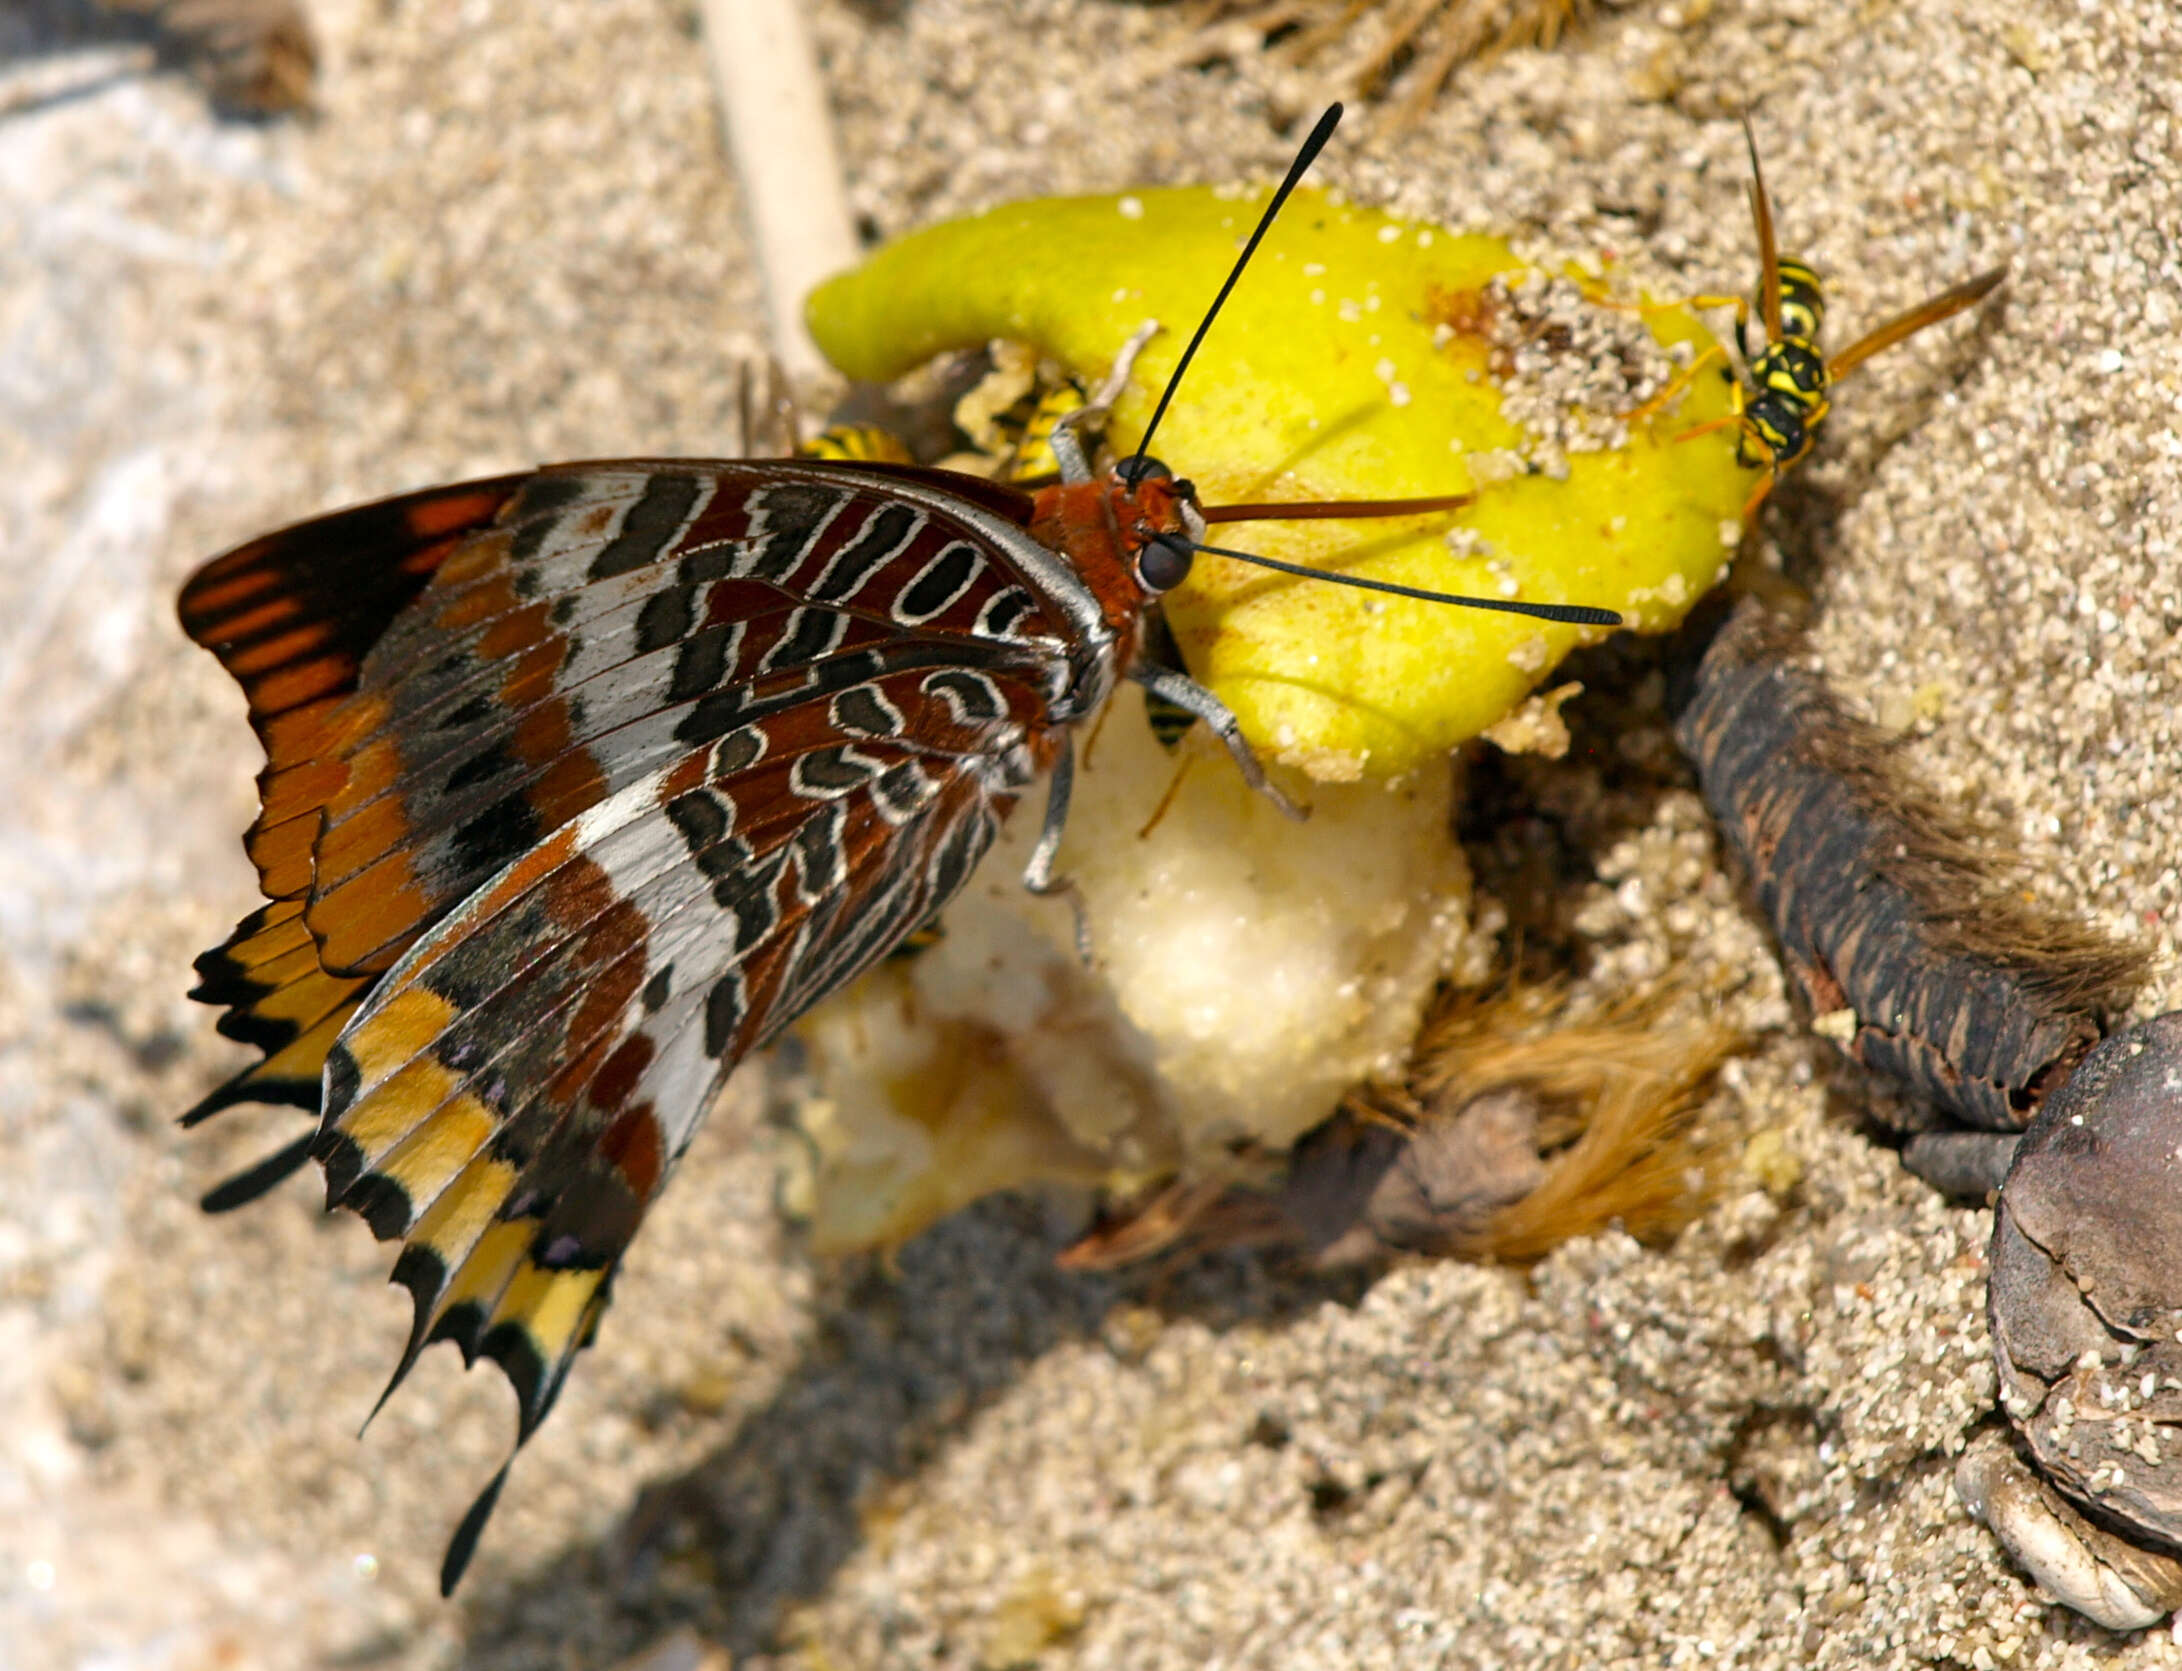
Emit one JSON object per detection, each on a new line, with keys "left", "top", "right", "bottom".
{"left": 1117, "top": 454, "right": 1173, "bottom": 486}
{"left": 1137, "top": 531, "right": 1195, "bottom": 593}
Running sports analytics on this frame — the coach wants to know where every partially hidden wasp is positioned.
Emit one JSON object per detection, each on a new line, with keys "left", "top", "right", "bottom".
{"left": 1639, "top": 119, "right": 2008, "bottom": 520}
{"left": 798, "top": 422, "right": 914, "bottom": 465}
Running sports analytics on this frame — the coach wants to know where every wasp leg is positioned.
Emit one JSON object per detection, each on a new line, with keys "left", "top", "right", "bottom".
{"left": 1739, "top": 468, "right": 1783, "bottom": 522}
{"left": 1582, "top": 284, "right": 1749, "bottom": 322}
{"left": 1583, "top": 284, "right": 1757, "bottom": 428}
{"left": 1672, "top": 411, "right": 1747, "bottom": 445}
{"left": 1624, "top": 339, "right": 1735, "bottom": 426}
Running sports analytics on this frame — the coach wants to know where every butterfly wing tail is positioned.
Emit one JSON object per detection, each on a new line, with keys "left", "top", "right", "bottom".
{"left": 182, "top": 898, "right": 374, "bottom": 1126}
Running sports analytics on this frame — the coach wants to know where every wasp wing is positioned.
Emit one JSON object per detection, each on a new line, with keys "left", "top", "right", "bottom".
{"left": 1826, "top": 266, "right": 2008, "bottom": 385}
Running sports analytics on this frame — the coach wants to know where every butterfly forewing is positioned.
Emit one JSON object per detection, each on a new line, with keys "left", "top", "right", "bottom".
{"left": 292, "top": 463, "right": 1069, "bottom": 975}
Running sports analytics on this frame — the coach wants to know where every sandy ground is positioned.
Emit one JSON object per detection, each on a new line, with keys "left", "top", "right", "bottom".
{"left": 3, "top": 0, "right": 2181, "bottom": 1666}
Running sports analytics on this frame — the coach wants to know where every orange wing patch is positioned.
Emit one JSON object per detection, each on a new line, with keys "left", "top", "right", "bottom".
{"left": 179, "top": 476, "right": 527, "bottom": 902}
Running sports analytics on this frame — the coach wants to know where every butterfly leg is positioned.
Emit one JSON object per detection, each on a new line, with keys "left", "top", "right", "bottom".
{"left": 1046, "top": 418, "right": 1094, "bottom": 486}
{"left": 734, "top": 355, "right": 803, "bottom": 456}
{"left": 1021, "top": 732, "right": 1093, "bottom": 961}
{"left": 1129, "top": 664, "right": 1304, "bottom": 822}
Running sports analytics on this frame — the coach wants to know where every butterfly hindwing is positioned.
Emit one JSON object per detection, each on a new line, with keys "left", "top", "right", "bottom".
{"left": 182, "top": 899, "right": 373, "bottom": 1126}
{"left": 182, "top": 459, "right": 1083, "bottom": 1589}
{"left": 312, "top": 660, "right": 1046, "bottom": 1491}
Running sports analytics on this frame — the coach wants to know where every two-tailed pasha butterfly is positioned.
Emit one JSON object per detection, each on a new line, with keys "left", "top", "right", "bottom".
{"left": 178, "top": 105, "right": 1618, "bottom": 1590}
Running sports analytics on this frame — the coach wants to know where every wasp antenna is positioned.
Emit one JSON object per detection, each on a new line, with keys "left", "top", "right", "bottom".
{"left": 1125, "top": 103, "right": 1345, "bottom": 484}
{"left": 1193, "top": 541, "right": 1622, "bottom": 627}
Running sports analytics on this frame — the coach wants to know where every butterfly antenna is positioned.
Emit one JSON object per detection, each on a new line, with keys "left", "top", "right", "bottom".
{"left": 1124, "top": 101, "right": 1622, "bottom": 634}
{"left": 1191, "top": 540, "right": 1621, "bottom": 627}
{"left": 1124, "top": 103, "right": 1346, "bottom": 485}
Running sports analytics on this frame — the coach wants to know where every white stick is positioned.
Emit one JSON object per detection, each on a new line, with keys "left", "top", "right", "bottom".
{"left": 699, "top": 0, "right": 860, "bottom": 383}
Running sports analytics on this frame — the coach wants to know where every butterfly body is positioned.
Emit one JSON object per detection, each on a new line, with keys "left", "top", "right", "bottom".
{"left": 184, "top": 435, "right": 1603, "bottom": 1591}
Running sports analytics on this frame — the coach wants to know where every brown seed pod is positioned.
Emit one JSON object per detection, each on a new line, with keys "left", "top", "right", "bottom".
{"left": 1675, "top": 598, "right": 2148, "bottom": 1134}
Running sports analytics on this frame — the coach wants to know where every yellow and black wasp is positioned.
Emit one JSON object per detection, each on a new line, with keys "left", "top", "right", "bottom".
{"left": 800, "top": 373, "right": 1085, "bottom": 479}
{"left": 997, "top": 379, "right": 1089, "bottom": 482}
{"left": 1651, "top": 120, "right": 2008, "bottom": 519}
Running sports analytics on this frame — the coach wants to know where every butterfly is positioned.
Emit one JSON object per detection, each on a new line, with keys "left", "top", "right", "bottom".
{"left": 177, "top": 103, "right": 1619, "bottom": 1591}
